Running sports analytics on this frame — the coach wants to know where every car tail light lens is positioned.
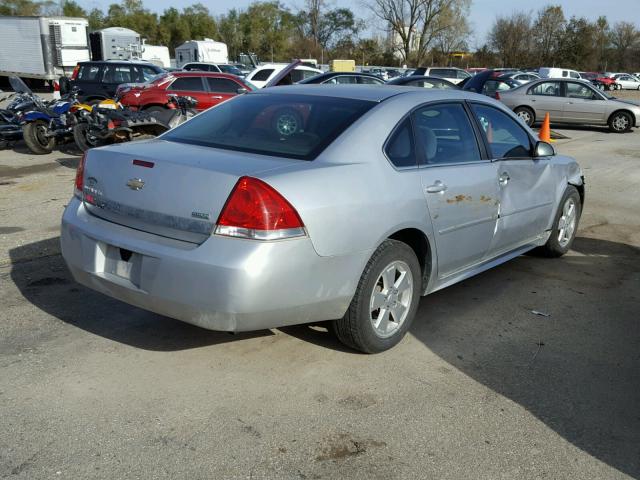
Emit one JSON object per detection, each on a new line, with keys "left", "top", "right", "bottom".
{"left": 74, "top": 152, "right": 86, "bottom": 198}
{"left": 71, "top": 64, "right": 80, "bottom": 80}
{"left": 494, "top": 91, "right": 501, "bottom": 100}
{"left": 215, "top": 176, "right": 305, "bottom": 240}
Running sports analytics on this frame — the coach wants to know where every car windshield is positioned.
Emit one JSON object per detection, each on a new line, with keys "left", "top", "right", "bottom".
{"left": 163, "top": 93, "right": 375, "bottom": 160}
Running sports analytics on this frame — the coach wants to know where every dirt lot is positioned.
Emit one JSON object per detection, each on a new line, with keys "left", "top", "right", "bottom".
{"left": 1, "top": 123, "right": 639, "bottom": 479}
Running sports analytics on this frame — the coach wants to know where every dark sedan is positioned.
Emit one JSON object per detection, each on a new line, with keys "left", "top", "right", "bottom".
{"left": 297, "top": 72, "right": 384, "bottom": 85}
{"left": 386, "top": 75, "right": 459, "bottom": 89}
{"left": 462, "top": 70, "right": 521, "bottom": 99}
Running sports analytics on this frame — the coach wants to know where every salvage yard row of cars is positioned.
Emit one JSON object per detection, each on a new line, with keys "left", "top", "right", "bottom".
{"left": 2, "top": 59, "right": 639, "bottom": 156}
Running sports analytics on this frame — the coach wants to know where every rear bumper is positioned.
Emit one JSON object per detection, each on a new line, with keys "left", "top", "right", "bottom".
{"left": 61, "top": 197, "right": 368, "bottom": 332}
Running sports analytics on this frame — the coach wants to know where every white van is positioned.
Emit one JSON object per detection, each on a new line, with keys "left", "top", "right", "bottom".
{"left": 538, "top": 67, "right": 582, "bottom": 79}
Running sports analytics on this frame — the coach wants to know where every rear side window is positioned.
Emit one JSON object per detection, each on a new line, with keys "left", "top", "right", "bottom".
{"left": 206, "top": 77, "right": 239, "bottom": 93}
{"left": 385, "top": 118, "right": 416, "bottom": 168}
{"left": 163, "top": 93, "right": 374, "bottom": 160}
{"left": 413, "top": 103, "right": 481, "bottom": 165}
{"left": 529, "top": 81, "right": 560, "bottom": 96}
{"left": 359, "top": 76, "right": 383, "bottom": 84}
{"left": 328, "top": 76, "right": 358, "bottom": 84}
{"left": 251, "top": 69, "right": 274, "bottom": 81}
{"left": 78, "top": 64, "right": 100, "bottom": 80}
{"left": 169, "top": 77, "right": 205, "bottom": 92}
{"left": 292, "top": 69, "right": 319, "bottom": 82}
{"left": 101, "top": 65, "right": 133, "bottom": 84}
{"left": 470, "top": 104, "right": 532, "bottom": 159}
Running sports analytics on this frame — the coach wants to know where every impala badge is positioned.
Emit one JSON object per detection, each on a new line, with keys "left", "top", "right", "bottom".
{"left": 126, "top": 178, "right": 145, "bottom": 191}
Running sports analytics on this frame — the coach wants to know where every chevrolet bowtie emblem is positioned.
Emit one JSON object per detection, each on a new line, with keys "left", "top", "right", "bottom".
{"left": 126, "top": 178, "right": 145, "bottom": 190}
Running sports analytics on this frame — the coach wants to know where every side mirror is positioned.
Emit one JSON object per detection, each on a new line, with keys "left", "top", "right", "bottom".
{"left": 534, "top": 140, "right": 555, "bottom": 157}
{"left": 237, "top": 87, "right": 248, "bottom": 95}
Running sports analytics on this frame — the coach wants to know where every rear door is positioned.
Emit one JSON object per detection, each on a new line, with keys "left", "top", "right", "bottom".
{"left": 205, "top": 77, "right": 240, "bottom": 108}
{"left": 101, "top": 64, "right": 135, "bottom": 97}
{"left": 74, "top": 63, "right": 103, "bottom": 98}
{"left": 562, "top": 82, "right": 607, "bottom": 123}
{"left": 414, "top": 102, "right": 500, "bottom": 278}
{"left": 469, "top": 103, "right": 555, "bottom": 255}
{"left": 526, "top": 81, "right": 564, "bottom": 121}
{"left": 166, "top": 76, "right": 209, "bottom": 110}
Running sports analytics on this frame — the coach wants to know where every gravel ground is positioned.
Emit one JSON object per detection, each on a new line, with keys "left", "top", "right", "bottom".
{"left": 0, "top": 120, "right": 639, "bottom": 479}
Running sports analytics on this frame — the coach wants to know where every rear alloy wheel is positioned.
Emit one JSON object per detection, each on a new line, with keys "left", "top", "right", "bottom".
{"left": 332, "top": 239, "right": 421, "bottom": 353}
{"left": 272, "top": 108, "right": 302, "bottom": 137}
{"left": 535, "top": 185, "right": 581, "bottom": 257}
{"left": 23, "top": 120, "right": 55, "bottom": 154}
{"left": 514, "top": 107, "right": 535, "bottom": 126}
{"left": 608, "top": 111, "right": 632, "bottom": 133}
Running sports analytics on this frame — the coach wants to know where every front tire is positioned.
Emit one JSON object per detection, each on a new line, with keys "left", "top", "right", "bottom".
{"left": 514, "top": 106, "right": 535, "bottom": 126}
{"left": 608, "top": 111, "right": 632, "bottom": 133}
{"left": 332, "top": 240, "right": 421, "bottom": 353}
{"left": 23, "top": 120, "right": 55, "bottom": 154}
{"left": 536, "top": 185, "right": 581, "bottom": 257}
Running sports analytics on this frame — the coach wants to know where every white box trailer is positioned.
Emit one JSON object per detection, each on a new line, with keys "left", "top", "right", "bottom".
{"left": 175, "top": 39, "right": 228, "bottom": 68}
{"left": 89, "top": 27, "right": 142, "bottom": 61}
{"left": 0, "top": 16, "right": 90, "bottom": 80}
{"left": 141, "top": 44, "right": 171, "bottom": 68}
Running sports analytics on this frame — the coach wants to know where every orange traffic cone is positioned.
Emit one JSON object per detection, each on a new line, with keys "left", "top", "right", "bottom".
{"left": 539, "top": 112, "right": 551, "bottom": 142}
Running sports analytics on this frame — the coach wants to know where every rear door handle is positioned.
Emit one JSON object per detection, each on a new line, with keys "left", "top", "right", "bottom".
{"left": 211, "top": 95, "right": 223, "bottom": 99}
{"left": 425, "top": 181, "right": 447, "bottom": 193}
{"left": 499, "top": 172, "right": 510, "bottom": 186}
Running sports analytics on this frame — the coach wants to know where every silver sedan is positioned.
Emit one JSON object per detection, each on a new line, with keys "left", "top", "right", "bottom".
{"left": 499, "top": 78, "right": 640, "bottom": 132}
{"left": 61, "top": 86, "right": 585, "bottom": 353}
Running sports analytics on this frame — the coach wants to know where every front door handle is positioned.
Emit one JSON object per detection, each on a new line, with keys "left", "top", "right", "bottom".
{"left": 499, "top": 172, "right": 510, "bottom": 186}
{"left": 425, "top": 181, "right": 448, "bottom": 193}
{"left": 211, "top": 95, "right": 223, "bottom": 99}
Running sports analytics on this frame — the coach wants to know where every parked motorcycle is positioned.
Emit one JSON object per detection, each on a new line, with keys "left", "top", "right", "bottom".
{"left": 73, "top": 95, "right": 197, "bottom": 152}
{"left": 0, "top": 83, "right": 38, "bottom": 148}
{"left": 9, "top": 76, "right": 89, "bottom": 154}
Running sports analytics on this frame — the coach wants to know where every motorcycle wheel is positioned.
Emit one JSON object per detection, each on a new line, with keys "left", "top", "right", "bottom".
{"left": 73, "top": 123, "right": 103, "bottom": 152}
{"left": 23, "top": 120, "right": 55, "bottom": 155}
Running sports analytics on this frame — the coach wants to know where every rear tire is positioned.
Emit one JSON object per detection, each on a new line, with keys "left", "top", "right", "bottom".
{"left": 535, "top": 185, "right": 581, "bottom": 258}
{"left": 73, "top": 122, "right": 102, "bottom": 152}
{"left": 23, "top": 120, "right": 55, "bottom": 154}
{"left": 332, "top": 240, "right": 421, "bottom": 353}
{"left": 514, "top": 106, "right": 535, "bottom": 126}
{"left": 608, "top": 111, "right": 632, "bottom": 133}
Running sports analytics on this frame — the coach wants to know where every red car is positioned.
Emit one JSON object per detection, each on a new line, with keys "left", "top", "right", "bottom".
{"left": 116, "top": 72, "right": 254, "bottom": 112}
{"left": 580, "top": 72, "right": 617, "bottom": 90}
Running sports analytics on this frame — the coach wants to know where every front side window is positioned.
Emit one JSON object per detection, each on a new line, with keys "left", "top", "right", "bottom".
{"left": 292, "top": 69, "right": 319, "bottom": 82}
{"left": 359, "top": 76, "right": 383, "bottom": 84}
{"left": 385, "top": 118, "right": 416, "bottom": 168}
{"left": 471, "top": 104, "right": 532, "bottom": 159}
{"left": 164, "top": 93, "right": 374, "bottom": 160}
{"left": 529, "top": 81, "right": 560, "bottom": 96}
{"left": 565, "top": 82, "right": 597, "bottom": 100}
{"left": 169, "top": 77, "right": 206, "bottom": 92}
{"left": 413, "top": 103, "right": 481, "bottom": 165}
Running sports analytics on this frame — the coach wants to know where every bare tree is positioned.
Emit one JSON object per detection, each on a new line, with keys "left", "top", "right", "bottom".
{"left": 610, "top": 21, "right": 640, "bottom": 70}
{"left": 488, "top": 12, "right": 533, "bottom": 67}
{"left": 367, "top": 0, "right": 465, "bottom": 64}
{"left": 433, "top": 0, "right": 472, "bottom": 62}
{"left": 533, "top": 5, "right": 565, "bottom": 66}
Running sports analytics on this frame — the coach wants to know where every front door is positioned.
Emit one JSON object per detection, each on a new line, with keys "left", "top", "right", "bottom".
{"left": 562, "top": 82, "right": 607, "bottom": 123}
{"left": 413, "top": 102, "right": 500, "bottom": 278}
{"left": 468, "top": 103, "right": 555, "bottom": 255}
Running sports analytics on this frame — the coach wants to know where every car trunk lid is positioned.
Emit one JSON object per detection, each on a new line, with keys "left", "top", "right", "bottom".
{"left": 82, "top": 139, "right": 298, "bottom": 243}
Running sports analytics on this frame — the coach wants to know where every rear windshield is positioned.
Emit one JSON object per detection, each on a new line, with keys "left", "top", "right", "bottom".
{"left": 163, "top": 93, "right": 375, "bottom": 160}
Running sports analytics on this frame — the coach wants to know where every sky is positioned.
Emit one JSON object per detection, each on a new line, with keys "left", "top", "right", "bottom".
{"left": 80, "top": 0, "right": 640, "bottom": 45}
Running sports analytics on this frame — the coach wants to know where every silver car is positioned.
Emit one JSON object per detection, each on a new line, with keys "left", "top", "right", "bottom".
{"left": 499, "top": 78, "right": 640, "bottom": 132}
{"left": 61, "top": 86, "right": 585, "bottom": 353}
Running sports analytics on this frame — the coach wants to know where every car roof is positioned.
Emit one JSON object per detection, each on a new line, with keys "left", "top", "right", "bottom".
{"left": 79, "top": 60, "right": 161, "bottom": 67}
{"left": 251, "top": 84, "right": 491, "bottom": 103}
{"left": 168, "top": 72, "right": 241, "bottom": 80}
{"left": 256, "top": 63, "right": 323, "bottom": 72}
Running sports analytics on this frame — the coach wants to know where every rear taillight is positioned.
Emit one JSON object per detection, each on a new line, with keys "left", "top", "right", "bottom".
{"left": 71, "top": 64, "right": 80, "bottom": 80}
{"left": 494, "top": 91, "right": 501, "bottom": 100}
{"left": 74, "top": 152, "right": 86, "bottom": 198}
{"left": 215, "top": 176, "right": 305, "bottom": 240}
